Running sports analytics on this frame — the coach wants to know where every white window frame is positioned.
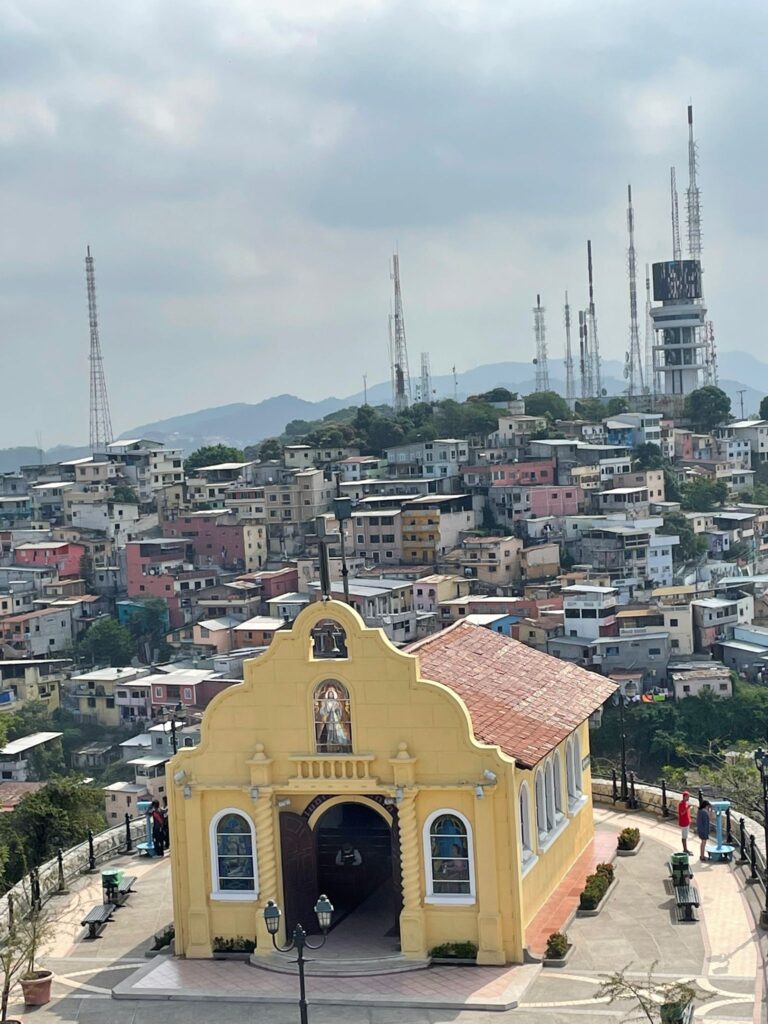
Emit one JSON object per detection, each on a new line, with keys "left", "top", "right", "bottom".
{"left": 209, "top": 807, "right": 258, "bottom": 902}
{"left": 553, "top": 751, "right": 565, "bottom": 823}
{"left": 422, "top": 808, "right": 476, "bottom": 906}
{"left": 535, "top": 769, "right": 547, "bottom": 842}
{"left": 518, "top": 781, "right": 538, "bottom": 874}
{"left": 544, "top": 761, "right": 556, "bottom": 831}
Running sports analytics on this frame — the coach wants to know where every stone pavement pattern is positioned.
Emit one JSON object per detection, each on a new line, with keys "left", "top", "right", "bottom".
{"left": 5, "top": 809, "right": 766, "bottom": 1023}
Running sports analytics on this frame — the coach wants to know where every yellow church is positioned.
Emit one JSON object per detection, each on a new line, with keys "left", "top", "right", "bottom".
{"left": 167, "top": 600, "right": 615, "bottom": 965}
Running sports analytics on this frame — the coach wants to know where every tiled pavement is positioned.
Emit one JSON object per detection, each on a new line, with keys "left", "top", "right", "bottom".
{"left": 523, "top": 828, "right": 618, "bottom": 957}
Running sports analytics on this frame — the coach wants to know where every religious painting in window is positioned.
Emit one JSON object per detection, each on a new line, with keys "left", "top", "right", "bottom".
{"left": 311, "top": 620, "right": 348, "bottom": 659}
{"left": 428, "top": 813, "right": 471, "bottom": 895}
{"left": 313, "top": 680, "right": 352, "bottom": 753}
{"left": 214, "top": 812, "right": 256, "bottom": 892}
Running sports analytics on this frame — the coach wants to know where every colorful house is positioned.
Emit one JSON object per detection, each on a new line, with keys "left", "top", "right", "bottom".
{"left": 167, "top": 600, "right": 614, "bottom": 965}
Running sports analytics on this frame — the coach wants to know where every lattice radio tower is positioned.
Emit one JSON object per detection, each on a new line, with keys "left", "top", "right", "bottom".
{"left": 419, "top": 352, "right": 433, "bottom": 404}
{"left": 670, "top": 166, "right": 682, "bottom": 261}
{"left": 624, "top": 185, "right": 644, "bottom": 396}
{"left": 578, "top": 309, "right": 590, "bottom": 399}
{"left": 586, "top": 240, "right": 602, "bottom": 397}
{"left": 685, "top": 104, "right": 718, "bottom": 386}
{"left": 85, "top": 246, "right": 114, "bottom": 451}
{"left": 533, "top": 294, "right": 549, "bottom": 392}
{"left": 563, "top": 292, "right": 575, "bottom": 406}
{"left": 388, "top": 254, "right": 412, "bottom": 412}
{"left": 644, "top": 263, "right": 656, "bottom": 396}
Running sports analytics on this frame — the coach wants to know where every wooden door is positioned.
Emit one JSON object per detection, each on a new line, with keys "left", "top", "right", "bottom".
{"left": 279, "top": 812, "right": 318, "bottom": 935}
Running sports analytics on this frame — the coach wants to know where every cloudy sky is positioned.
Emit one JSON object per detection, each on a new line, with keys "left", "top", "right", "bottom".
{"left": 1, "top": 0, "right": 765, "bottom": 446}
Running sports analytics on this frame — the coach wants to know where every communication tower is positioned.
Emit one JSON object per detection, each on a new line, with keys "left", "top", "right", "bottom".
{"left": 533, "top": 294, "right": 549, "bottom": 392}
{"left": 85, "top": 246, "right": 114, "bottom": 452}
{"left": 563, "top": 292, "right": 575, "bottom": 406}
{"left": 388, "top": 254, "right": 411, "bottom": 412}
{"left": 670, "top": 167, "right": 682, "bottom": 261}
{"left": 419, "top": 352, "right": 433, "bottom": 404}
{"left": 624, "top": 185, "right": 644, "bottom": 396}
{"left": 644, "top": 264, "right": 655, "bottom": 396}
{"left": 586, "top": 240, "right": 602, "bottom": 397}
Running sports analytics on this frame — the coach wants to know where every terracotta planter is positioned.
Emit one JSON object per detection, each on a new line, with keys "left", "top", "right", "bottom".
{"left": 20, "top": 969, "right": 53, "bottom": 1005}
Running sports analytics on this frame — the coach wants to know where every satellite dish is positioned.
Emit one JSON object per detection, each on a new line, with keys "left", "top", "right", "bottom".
{"left": 601, "top": 388, "right": 608, "bottom": 396}
{"left": 532, "top": 358, "right": 538, "bottom": 365}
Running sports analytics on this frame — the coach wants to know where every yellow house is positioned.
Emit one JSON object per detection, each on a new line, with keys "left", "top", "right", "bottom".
{"left": 167, "top": 600, "right": 614, "bottom": 965}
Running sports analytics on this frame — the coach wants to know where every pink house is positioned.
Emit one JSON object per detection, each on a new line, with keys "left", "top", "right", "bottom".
{"left": 461, "top": 460, "right": 555, "bottom": 488}
{"left": 528, "top": 485, "right": 584, "bottom": 517}
{"left": 13, "top": 541, "right": 85, "bottom": 579}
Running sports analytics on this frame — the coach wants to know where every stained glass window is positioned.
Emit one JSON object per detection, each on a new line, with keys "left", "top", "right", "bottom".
{"left": 314, "top": 680, "right": 352, "bottom": 754}
{"left": 428, "top": 813, "right": 471, "bottom": 895}
{"left": 215, "top": 813, "right": 255, "bottom": 892}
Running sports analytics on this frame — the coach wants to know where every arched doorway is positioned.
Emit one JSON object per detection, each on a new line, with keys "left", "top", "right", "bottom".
{"left": 315, "top": 802, "right": 395, "bottom": 924}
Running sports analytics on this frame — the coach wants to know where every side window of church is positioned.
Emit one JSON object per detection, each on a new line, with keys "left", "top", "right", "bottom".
{"left": 314, "top": 681, "right": 352, "bottom": 754}
{"left": 213, "top": 812, "right": 256, "bottom": 893}
{"left": 427, "top": 813, "right": 473, "bottom": 898}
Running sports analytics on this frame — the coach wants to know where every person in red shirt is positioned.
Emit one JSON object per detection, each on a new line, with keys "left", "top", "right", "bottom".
{"left": 677, "top": 790, "right": 691, "bottom": 854}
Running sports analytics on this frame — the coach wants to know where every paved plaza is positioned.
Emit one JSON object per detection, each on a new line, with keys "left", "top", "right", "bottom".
{"left": 6, "top": 808, "right": 767, "bottom": 1023}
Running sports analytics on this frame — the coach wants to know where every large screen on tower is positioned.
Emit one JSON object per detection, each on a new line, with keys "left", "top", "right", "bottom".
{"left": 652, "top": 260, "right": 702, "bottom": 301}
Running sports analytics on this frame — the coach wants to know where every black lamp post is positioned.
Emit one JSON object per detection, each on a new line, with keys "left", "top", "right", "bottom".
{"left": 612, "top": 688, "right": 629, "bottom": 803}
{"left": 753, "top": 748, "right": 768, "bottom": 929}
{"left": 264, "top": 895, "right": 334, "bottom": 1024}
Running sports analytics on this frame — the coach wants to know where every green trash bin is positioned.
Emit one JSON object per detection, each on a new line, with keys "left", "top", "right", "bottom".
{"left": 670, "top": 852, "right": 690, "bottom": 885}
{"left": 101, "top": 869, "right": 120, "bottom": 900}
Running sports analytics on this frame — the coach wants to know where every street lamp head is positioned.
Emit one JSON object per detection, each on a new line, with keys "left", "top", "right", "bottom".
{"left": 314, "top": 894, "right": 334, "bottom": 932}
{"left": 263, "top": 900, "right": 281, "bottom": 935}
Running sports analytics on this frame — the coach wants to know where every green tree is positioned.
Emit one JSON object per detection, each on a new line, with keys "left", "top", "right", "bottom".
{"left": 524, "top": 391, "right": 570, "bottom": 421}
{"left": 606, "top": 396, "right": 629, "bottom": 416}
{"left": 684, "top": 385, "right": 731, "bottom": 432}
{"left": 760, "top": 396, "right": 768, "bottom": 421}
{"left": 476, "top": 387, "right": 516, "bottom": 403}
{"left": 658, "top": 512, "right": 707, "bottom": 563}
{"left": 77, "top": 617, "right": 136, "bottom": 667}
{"left": 1, "top": 778, "right": 106, "bottom": 878}
{"left": 574, "top": 397, "right": 608, "bottom": 421}
{"left": 127, "top": 598, "right": 171, "bottom": 663}
{"left": 185, "top": 444, "right": 245, "bottom": 476}
{"left": 78, "top": 551, "right": 94, "bottom": 589}
{"left": 681, "top": 477, "right": 728, "bottom": 512}
{"left": 255, "top": 438, "right": 283, "bottom": 461}
{"left": 632, "top": 442, "right": 665, "bottom": 470}
{"left": 112, "top": 483, "right": 139, "bottom": 503}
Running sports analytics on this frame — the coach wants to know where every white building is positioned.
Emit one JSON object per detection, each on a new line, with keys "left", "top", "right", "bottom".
{"left": 562, "top": 584, "right": 618, "bottom": 641}
{"left": 385, "top": 439, "right": 469, "bottom": 481}
{"left": 0, "top": 731, "right": 62, "bottom": 781}
{"left": 729, "top": 420, "right": 768, "bottom": 464}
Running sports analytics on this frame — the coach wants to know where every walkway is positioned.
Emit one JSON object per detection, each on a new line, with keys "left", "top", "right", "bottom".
{"left": 524, "top": 828, "right": 617, "bottom": 957}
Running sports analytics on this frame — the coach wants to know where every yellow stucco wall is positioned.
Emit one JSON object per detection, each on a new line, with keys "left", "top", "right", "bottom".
{"left": 167, "top": 600, "right": 595, "bottom": 965}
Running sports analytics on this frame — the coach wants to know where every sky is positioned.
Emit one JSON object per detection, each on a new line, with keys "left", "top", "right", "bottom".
{"left": 1, "top": 0, "right": 766, "bottom": 446}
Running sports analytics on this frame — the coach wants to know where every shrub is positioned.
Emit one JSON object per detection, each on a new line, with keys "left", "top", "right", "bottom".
{"left": 212, "top": 936, "right": 256, "bottom": 953}
{"left": 151, "top": 925, "right": 175, "bottom": 950}
{"left": 545, "top": 932, "right": 569, "bottom": 959}
{"left": 617, "top": 827, "right": 640, "bottom": 851}
{"left": 429, "top": 941, "right": 478, "bottom": 960}
{"left": 595, "top": 862, "right": 615, "bottom": 883}
{"left": 579, "top": 868, "right": 611, "bottom": 910}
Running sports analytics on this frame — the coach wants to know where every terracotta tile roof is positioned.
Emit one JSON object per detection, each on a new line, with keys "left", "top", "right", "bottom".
{"left": 406, "top": 621, "right": 617, "bottom": 768}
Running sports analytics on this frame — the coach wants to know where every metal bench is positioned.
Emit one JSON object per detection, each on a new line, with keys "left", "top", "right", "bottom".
{"left": 104, "top": 875, "right": 137, "bottom": 907}
{"left": 675, "top": 884, "right": 700, "bottom": 922}
{"left": 81, "top": 903, "right": 116, "bottom": 939}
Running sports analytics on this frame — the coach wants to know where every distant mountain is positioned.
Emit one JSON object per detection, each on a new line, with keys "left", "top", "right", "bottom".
{"left": 0, "top": 444, "right": 90, "bottom": 476}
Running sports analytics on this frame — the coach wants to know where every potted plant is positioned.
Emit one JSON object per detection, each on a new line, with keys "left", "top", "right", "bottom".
{"left": 212, "top": 936, "right": 256, "bottom": 960}
{"left": 543, "top": 931, "right": 570, "bottom": 967}
{"left": 18, "top": 893, "right": 53, "bottom": 1007}
{"left": 598, "top": 962, "right": 700, "bottom": 1022}
{"left": 617, "top": 826, "right": 642, "bottom": 855}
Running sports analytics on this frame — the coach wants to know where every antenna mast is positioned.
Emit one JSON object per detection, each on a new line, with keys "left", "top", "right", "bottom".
{"left": 533, "top": 294, "right": 549, "bottom": 392}
{"left": 419, "top": 352, "right": 432, "bottom": 404}
{"left": 644, "top": 263, "right": 655, "bottom": 396}
{"left": 686, "top": 105, "right": 702, "bottom": 260}
{"left": 389, "top": 253, "right": 411, "bottom": 412}
{"left": 578, "top": 309, "right": 590, "bottom": 398}
{"left": 670, "top": 166, "right": 682, "bottom": 261}
{"left": 625, "top": 185, "right": 644, "bottom": 397}
{"left": 586, "top": 240, "right": 602, "bottom": 397}
{"left": 564, "top": 292, "right": 575, "bottom": 406}
{"left": 85, "top": 246, "right": 114, "bottom": 451}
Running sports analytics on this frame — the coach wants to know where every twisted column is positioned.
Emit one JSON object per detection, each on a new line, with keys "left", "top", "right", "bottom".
{"left": 253, "top": 794, "right": 278, "bottom": 957}
{"left": 397, "top": 793, "right": 426, "bottom": 957}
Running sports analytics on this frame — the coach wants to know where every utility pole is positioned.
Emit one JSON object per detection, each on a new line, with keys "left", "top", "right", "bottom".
{"left": 738, "top": 389, "right": 746, "bottom": 420}
{"left": 363, "top": 374, "right": 368, "bottom": 405}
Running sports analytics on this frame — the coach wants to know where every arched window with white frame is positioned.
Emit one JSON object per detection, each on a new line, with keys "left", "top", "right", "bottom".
{"left": 553, "top": 751, "right": 565, "bottom": 821}
{"left": 423, "top": 810, "right": 476, "bottom": 904}
{"left": 210, "top": 809, "right": 258, "bottom": 900}
{"left": 535, "top": 769, "right": 547, "bottom": 841}
{"left": 519, "top": 782, "right": 534, "bottom": 862}
{"left": 544, "top": 760, "right": 556, "bottom": 830}
{"left": 566, "top": 738, "right": 577, "bottom": 802}
{"left": 572, "top": 732, "right": 582, "bottom": 796}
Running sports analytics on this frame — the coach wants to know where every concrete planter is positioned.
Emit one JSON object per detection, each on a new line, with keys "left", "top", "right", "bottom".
{"left": 20, "top": 969, "right": 53, "bottom": 1006}
{"left": 576, "top": 877, "right": 618, "bottom": 918}
{"left": 430, "top": 958, "right": 479, "bottom": 966}
{"left": 617, "top": 838, "right": 644, "bottom": 857}
{"left": 543, "top": 943, "right": 573, "bottom": 968}
{"left": 213, "top": 951, "right": 252, "bottom": 961}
